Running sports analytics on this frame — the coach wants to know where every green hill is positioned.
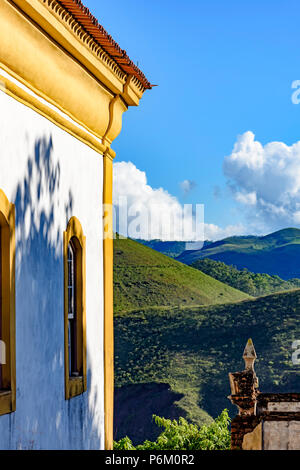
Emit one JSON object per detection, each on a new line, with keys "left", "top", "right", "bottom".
{"left": 191, "top": 258, "right": 300, "bottom": 296}
{"left": 135, "top": 240, "right": 189, "bottom": 258}
{"left": 114, "top": 289, "right": 300, "bottom": 444}
{"left": 176, "top": 228, "right": 300, "bottom": 279}
{"left": 135, "top": 239, "right": 212, "bottom": 258}
{"left": 114, "top": 237, "right": 249, "bottom": 314}
{"left": 113, "top": 236, "right": 300, "bottom": 445}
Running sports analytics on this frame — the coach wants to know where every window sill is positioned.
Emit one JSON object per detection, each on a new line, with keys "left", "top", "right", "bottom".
{"left": 66, "top": 376, "right": 86, "bottom": 400}
{"left": 0, "top": 390, "right": 14, "bottom": 416}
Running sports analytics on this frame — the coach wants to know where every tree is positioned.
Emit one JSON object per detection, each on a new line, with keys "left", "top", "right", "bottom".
{"left": 114, "top": 409, "right": 231, "bottom": 450}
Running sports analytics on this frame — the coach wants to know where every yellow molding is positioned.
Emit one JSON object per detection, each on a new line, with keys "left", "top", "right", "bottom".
{"left": 13, "top": 0, "right": 125, "bottom": 93}
{"left": 103, "top": 155, "right": 114, "bottom": 450}
{"left": 64, "top": 217, "right": 87, "bottom": 400}
{"left": 23, "top": 0, "right": 145, "bottom": 104}
{"left": 0, "top": 189, "right": 16, "bottom": 416}
{"left": 103, "top": 95, "right": 128, "bottom": 147}
{"left": 0, "top": 70, "right": 117, "bottom": 161}
{"left": 0, "top": 1, "right": 130, "bottom": 151}
{"left": 0, "top": 70, "right": 108, "bottom": 156}
{"left": 123, "top": 74, "right": 145, "bottom": 106}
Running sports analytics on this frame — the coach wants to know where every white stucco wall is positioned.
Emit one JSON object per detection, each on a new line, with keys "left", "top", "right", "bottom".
{"left": 0, "top": 89, "right": 105, "bottom": 449}
{"left": 263, "top": 421, "right": 300, "bottom": 450}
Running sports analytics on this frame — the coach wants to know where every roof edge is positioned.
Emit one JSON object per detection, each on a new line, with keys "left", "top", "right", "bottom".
{"left": 57, "top": 0, "right": 153, "bottom": 90}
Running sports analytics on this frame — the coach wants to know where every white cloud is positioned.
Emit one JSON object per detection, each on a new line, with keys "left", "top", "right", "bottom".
{"left": 204, "top": 222, "right": 246, "bottom": 240}
{"left": 113, "top": 161, "right": 245, "bottom": 241}
{"left": 180, "top": 179, "right": 197, "bottom": 195}
{"left": 224, "top": 131, "right": 300, "bottom": 231}
{"left": 235, "top": 191, "right": 257, "bottom": 206}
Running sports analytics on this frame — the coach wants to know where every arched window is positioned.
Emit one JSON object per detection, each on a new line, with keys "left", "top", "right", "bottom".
{"left": 0, "top": 190, "right": 15, "bottom": 415}
{"left": 64, "top": 217, "right": 86, "bottom": 399}
{"left": 67, "top": 240, "right": 76, "bottom": 376}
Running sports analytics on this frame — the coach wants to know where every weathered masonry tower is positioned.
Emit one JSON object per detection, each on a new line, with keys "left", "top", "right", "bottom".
{"left": 229, "top": 339, "right": 300, "bottom": 450}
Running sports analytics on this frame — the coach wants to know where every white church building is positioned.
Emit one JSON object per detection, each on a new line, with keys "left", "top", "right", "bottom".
{"left": 0, "top": 0, "right": 151, "bottom": 449}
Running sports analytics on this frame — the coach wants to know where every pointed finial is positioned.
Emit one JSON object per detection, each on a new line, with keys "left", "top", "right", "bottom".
{"left": 243, "top": 338, "right": 257, "bottom": 370}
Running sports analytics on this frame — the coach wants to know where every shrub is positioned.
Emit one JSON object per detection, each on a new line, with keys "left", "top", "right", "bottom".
{"left": 114, "top": 409, "right": 231, "bottom": 450}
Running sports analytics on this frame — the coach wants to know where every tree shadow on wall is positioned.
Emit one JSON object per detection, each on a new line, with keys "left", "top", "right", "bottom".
{"left": 8, "top": 135, "right": 76, "bottom": 449}
{"left": 0, "top": 133, "right": 104, "bottom": 450}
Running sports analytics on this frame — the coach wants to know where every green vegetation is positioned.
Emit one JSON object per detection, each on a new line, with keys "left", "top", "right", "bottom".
{"left": 135, "top": 239, "right": 213, "bottom": 258}
{"left": 115, "top": 289, "right": 300, "bottom": 441}
{"left": 191, "top": 258, "right": 300, "bottom": 296}
{"left": 114, "top": 237, "right": 249, "bottom": 314}
{"left": 135, "top": 239, "right": 189, "bottom": 258}
{"left": 114, "top": 235, "right": 300, "bottom": 444}
{"left": 176, "top": 228, "right": 300, "bottom": 279}
{"left": 114, "top": 410, "right": 230, "bottom": 450}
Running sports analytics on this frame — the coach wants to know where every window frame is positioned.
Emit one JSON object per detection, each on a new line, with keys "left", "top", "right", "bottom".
{"left": 0, "top": 189, "right": 16, "bottom": 416}
{"left": 64, "top": 217, "right": 87, "bottom": 400}
{"left": 67, "top": 239, "right": 77, "bottom": 376}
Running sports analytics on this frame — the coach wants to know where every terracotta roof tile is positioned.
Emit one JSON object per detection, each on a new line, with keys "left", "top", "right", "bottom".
{"left": 58, "top": 0, "right": 152, "bottom": 89}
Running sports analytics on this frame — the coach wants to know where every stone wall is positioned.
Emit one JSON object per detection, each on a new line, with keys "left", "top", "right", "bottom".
{"left": 230, "top": 415, "right": 261, "bottom": 450}
{"left": 229, "top": 341, "right": 300, "bottom": 450}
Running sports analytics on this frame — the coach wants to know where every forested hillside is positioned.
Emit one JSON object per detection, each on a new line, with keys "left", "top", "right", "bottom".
{"left": 114, "top": 237, "right": 249, "bottom": 314}
{"left": 113, "top": 237, "right": 300, "bottom": 445}
{"left": 191, "top": 258, "right": 300, "bottom": 296}
{"left": 176, "top": 228, "right": 300, "bottom": 279}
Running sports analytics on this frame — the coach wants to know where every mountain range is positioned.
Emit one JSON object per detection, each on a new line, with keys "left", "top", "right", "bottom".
{"left": 138, "top": 228, "right": 300, "bottom": 280}
{"left": 114, "top": 236, "right": 249, "bottom": 315}
{"left": 113, "top": 235, "right": 300, "bottom": 445}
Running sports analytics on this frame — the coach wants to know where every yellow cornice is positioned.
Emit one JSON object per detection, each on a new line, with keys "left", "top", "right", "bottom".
{"left": 13, "top": 0, "right": 126, "bottom": 95}
{"left": 124, "top": 74, "right": 146, "bottom": 106}
{"left": 103, "top": 95, "right": 128, "bottom": 147}
{"left": 12, "top": 0, "right": 146, "bottom": 106}
{"left": 0, "top": 0, "right": 146, "bottom": 158}
{"left": 0, "top": 67, "right": 107, "bottom": 155}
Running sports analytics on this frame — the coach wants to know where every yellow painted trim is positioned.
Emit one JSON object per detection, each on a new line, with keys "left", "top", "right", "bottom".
{"left": 103, "top": 95, "right": 128, "bottom": 147}
{"left": 0, "top": 189, "right": 16, "bottom": 416}
{"left": 103, "top": 154, "right": 114, "bottom": 450}
{"left": 0, "top": 71, "right": 107, "bottom": 156}
{"left": 64, "top": 217, "right": 87, "bottom": 400}
{"left": 14, "top": 0, "right": 127, "bottom": 94}
{"left": 0, "top": 1, "right": 129, "bottom": 153}
{"left": 12, "top": 0, "right": 145, "bottom": 105}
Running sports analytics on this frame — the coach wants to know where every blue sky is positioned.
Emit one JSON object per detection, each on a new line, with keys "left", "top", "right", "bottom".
{"left": 85, "top": 0, "right": 300, "bottom": 239}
